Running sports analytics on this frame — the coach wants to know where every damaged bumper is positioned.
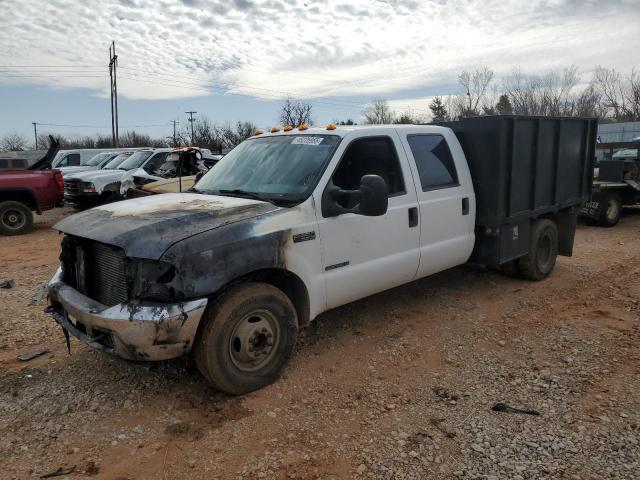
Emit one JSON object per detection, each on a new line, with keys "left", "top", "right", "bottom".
{"left": 47, "top": 267, "right": 208, "bottom": 361}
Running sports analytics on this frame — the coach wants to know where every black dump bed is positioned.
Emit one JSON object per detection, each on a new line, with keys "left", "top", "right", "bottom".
{"left": 441, "top": 115, "right": 597, "bottom": 267}
{"left": 442, "top": 115, "right": 597, "bottom": 229}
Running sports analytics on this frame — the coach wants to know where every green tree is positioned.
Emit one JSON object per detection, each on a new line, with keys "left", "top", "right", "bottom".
{"left": 429, "top": 96, "right": 448, "bottom": 122}
{"left": 495, "top": 94, "right": 513, "bottom": 115}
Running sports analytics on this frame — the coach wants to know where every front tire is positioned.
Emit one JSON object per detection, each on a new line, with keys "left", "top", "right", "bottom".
{"left": 518, "top": 219, "right": 558, "bottom": 281}
{"left": 0, "top": 201, "right": 33, "bottom": 235}
{"left": 194, "top": 283, "right": 299, "bottom": 395}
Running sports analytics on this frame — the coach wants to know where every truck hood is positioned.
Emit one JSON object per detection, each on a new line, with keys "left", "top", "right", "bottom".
{"left": 53, "top": 193, "right": 280, "bottom": 259}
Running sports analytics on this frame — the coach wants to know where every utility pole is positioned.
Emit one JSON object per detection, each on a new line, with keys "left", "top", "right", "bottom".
{"left": 185, "top": 111, "right": 197, "bottom": 145}
{"left": 32, "top": 122, "right": 38, "bottom": 150}
{"left": 172, "top": 120, "right": 179, "bottom": 147}
{"left": 109, "top": 41, "right": 119, "bottom": 147}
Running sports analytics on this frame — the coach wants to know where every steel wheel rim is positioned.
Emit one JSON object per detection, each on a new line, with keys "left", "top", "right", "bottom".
{"left": 606, "top": 199, "right": 619, "bottom": 221}
{"left": 2, "top": 209, "right": 26, "bottom": 230}
{"left": 228, "top": 309, "right": 280, "bottom": 372}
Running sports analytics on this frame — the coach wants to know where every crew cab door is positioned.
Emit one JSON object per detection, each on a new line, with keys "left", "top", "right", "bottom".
{"left": 314, "top": 131, "right": 420, "bottom": 310}
{"left": 398, "top": 128, "right": 475, "bottom": 278}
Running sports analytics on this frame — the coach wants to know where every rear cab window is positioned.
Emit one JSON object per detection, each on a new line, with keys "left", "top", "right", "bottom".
{"left": 406, "top": 135, "right": 459, "bottom": 191}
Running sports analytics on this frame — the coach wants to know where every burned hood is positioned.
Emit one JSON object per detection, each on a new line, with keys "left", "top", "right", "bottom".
{"left": 54, "top": 193, "right": 280, "bottom": 259}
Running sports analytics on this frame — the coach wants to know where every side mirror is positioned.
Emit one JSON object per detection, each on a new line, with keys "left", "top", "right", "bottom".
{"left": 358, "top": 175, "right": 388, "bottom": 216}
{"left": 321, "top": 174, "right": 388, "bottom": 217}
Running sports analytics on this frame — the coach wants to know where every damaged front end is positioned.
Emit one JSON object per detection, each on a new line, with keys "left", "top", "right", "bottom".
{"left": 47, "top": 234, "right": 208, "bottom": 361}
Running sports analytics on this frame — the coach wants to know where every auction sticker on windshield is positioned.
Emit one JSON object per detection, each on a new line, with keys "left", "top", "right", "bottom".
{"left": 291, "top": 136, "right": 324, "bottom": 146}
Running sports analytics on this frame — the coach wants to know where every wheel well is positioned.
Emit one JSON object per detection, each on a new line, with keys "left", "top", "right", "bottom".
{"left": 212, "top": 268, "right": 310, "bottom": 326}
{"left": 0, "top": 189, "right": 37, "bottom": 211}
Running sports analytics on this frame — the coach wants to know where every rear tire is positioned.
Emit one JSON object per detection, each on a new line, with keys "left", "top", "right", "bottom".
{"left": 0, "top": 201, "right": 33, "bottom": 235}
{"left": 518, "top": 219, "right": 558, "bottom": 281}
{"left": 597, "top": 191, "right": 622, "bottom": 227}
{"left": 194, "top": 282, "right": 299, "bottom": 395}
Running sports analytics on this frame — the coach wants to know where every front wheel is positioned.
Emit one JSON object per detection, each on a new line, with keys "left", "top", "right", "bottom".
{"left": 518, "top": 219, "right": 558, "bottom": 281}
{"left": 194, "top": 283, "right": 299, "bottom": 395}
{"left": 0, "top": 201, "right": 33, "bottom": 235}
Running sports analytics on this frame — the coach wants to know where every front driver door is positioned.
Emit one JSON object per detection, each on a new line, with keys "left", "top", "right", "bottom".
{"left": 315, "top": 131, "right": 420, "bottom": 310}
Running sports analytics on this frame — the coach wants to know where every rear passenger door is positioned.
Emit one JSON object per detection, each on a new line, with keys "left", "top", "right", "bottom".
{"left": 399, "top": 129, "right": 475, "bottom": 279}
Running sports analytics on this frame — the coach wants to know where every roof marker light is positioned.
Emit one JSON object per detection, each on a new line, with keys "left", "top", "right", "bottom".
{"left": 283, "top": 124, "right": 293, "bottom": 132}
{"left": 298, "top": 123, "right": 308, "bottom": 131}
{"left": 271, "top": 127, "right": 280, "bottom": 133}
{"left": 326, "top": 123, "right": 336, "bottom": 130}
{"left": 255, "top": 129, "right": 264, "bottom": 135}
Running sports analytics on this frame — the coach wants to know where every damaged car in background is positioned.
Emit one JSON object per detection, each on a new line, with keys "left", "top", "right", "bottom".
{"left": 119, "top": 147, "right": 222, "bottom": 197}
{"left": 63, "top": 149, "right": 170, "bottom": 208}
{"left": 47, "top": 117, "right": 595, "bottom": 395}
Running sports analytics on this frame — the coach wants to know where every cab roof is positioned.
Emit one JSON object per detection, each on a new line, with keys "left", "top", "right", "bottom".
{"left": 250, "top": 124, "right": 452, "bottom": 139}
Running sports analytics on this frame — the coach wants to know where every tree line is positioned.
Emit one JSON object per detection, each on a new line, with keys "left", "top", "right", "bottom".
{"left": 0, "top": 119, "right": 258, "bottom": 152}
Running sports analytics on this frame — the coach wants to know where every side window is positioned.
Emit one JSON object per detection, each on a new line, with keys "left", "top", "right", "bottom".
{"left": 144, "top": 152, "right": 169, "bottom": 174}
{"left": 0, "top": 159, "right": 8, "bottom": 169}
{"left": 67, "top": 153, "right": 81, "bottom": 166}
{"left": 331, "top": 137, "right": 405, "bottom": 208}
{"left": 407, "top": 135, "right": 458, "bottom": 191}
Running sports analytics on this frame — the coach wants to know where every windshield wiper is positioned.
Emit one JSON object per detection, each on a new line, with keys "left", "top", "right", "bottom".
{"left": 216, "top": 189, "right": 278, "bottom": 206}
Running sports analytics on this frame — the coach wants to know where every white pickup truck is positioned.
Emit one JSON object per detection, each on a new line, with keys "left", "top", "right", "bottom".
{"left": 47, "top": 118, "right": 595, "bottom": 394}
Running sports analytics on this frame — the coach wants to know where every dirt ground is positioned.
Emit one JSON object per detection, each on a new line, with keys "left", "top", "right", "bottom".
{"left": 0, "top": 207, "right": 639, "bottom": 480}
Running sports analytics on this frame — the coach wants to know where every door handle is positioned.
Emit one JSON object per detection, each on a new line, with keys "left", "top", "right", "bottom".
{"left": 462, "top": 197, "right": 470, "bottom": 215}
{"left": 408, "top": 207, "right": 418, "bottom": 227}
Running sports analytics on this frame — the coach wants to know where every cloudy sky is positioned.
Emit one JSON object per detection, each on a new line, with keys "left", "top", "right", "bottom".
{"left": 1, "top": 0, "right": 638, "bottom": 141}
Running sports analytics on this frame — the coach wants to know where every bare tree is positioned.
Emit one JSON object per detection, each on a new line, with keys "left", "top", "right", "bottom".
{"left": 593, "top": 66, "right": 640, "bottom": 121}
{"left": 0, "top": 133, "right": 29, "bottom": 151}
{"left": 363, "top": 99, "right": 395, "bottom": 124}
{"left": 457, "top": 67, "right": 495, "bottom": 116}
{"left": 280, "top": 98, "right": 313, "bottom": 127}
{"left": 218, "top": 121, "right": 257, "bottom": 149}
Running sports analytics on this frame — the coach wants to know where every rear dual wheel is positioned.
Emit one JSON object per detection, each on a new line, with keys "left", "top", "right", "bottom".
{"left": 518, "top": 219, "right": 558, "bottom": 281}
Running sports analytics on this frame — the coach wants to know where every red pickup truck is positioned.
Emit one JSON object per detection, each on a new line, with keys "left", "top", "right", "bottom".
{"left": 0, "top": 138, "right": 63, "bottom": 235}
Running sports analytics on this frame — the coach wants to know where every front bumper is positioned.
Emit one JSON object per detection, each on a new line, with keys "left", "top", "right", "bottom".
{"left": 64, "top": 192, "right": 99, "bottom": 203}
{"left": 47, "top": 267, "right": 208, "bottom": 361}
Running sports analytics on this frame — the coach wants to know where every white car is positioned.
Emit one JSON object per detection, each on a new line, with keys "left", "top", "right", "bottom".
{"left": 63, "top": 149, "right": 172, "bottom": 207}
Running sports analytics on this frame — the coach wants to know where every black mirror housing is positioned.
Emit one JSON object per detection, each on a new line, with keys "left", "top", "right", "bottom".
{"left": 358, "top": 174, "right": 388, "bottom": 216}
{"left": 321, "top": 174, "right": 388, "bottom": 217}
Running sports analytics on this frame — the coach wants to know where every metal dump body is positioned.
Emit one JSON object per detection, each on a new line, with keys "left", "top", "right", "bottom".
{"left": 442, "top": 116, "right": 597, "bottom": 229}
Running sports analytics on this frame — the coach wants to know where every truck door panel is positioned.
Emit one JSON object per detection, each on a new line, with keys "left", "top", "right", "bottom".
{"left": 399, "top": 131, "right": 475, "bottom": 278}
{"left": 315, "top": 132, "right": 420, "bottom": 310}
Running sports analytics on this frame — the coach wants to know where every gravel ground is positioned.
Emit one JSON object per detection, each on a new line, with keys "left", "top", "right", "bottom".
{"left": 0, "top": 207, "right": 639, "bottom": 479}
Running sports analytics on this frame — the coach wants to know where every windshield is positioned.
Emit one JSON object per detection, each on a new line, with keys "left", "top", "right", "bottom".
{"left": 118, "top": 151, "right": 154, "bottom": 170}
{"left": 85, "top": 152, "right": 112, "bottom": 167}
{"left": 52, "top": 152, "right": 66, "bottom": 167}
{"left": 103, "top": 153, "right": 132, "bottom": 169}
{"left": 195, "top": 135, "right": 340, "bottom": 202}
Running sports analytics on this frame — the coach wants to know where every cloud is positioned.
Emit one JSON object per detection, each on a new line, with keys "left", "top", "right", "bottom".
{"left": 0, "top": 0, "right": 638, "bottom": 103}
